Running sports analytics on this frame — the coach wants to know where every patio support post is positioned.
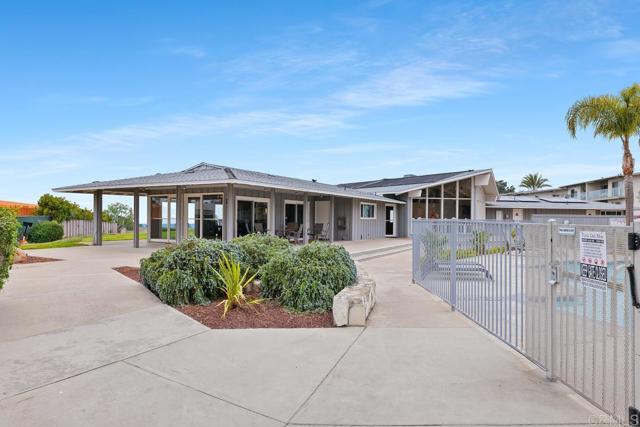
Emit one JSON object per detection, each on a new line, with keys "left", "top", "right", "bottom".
{"left": 133, "top": 189, "right": 140, "bottom": 248}
{"left": 330, "top": 196, "right": 335, "bottom": 243}
{"left": 226, "top": 184, "right": 235, "bottom": 240}
{"left": 269, "top": 188, "right": 276, "bottom": 235}
{"left": 303, "top": 193, "right": 309, "bottom": 244}
{"left": 175, "top": 186, "right": 184, "bottom": 243}
{"left": 92, "top": 190, "right": 102, "bottom": 246}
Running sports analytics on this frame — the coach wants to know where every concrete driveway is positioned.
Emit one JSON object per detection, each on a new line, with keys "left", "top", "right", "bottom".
{"left": 0, "top": 242, "right": 606, "bottom": 426}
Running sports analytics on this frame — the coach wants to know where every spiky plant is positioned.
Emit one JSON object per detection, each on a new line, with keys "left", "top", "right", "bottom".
{"left": 214, "top": 252, "right": 261, "bottom": 318}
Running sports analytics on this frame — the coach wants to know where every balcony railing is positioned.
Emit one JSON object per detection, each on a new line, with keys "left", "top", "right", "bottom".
{"left": 569, "top": 188, "right": 622, "bottom": 201}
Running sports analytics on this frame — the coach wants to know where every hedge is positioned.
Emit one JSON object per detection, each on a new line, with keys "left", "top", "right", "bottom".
{"left": 27, "top": 221, "right": 64, "bottom": 243}
{"left": 261, "top": 242, "right": 357, "bottom": 312}
{"left": 231, "top": 233, "right": 291, "bottom": 276}
{"left": 0, "top": 207, "right": 19, "bottom": 289}
{"left": 140, "top": 238, "right": 248, "bottom": 305}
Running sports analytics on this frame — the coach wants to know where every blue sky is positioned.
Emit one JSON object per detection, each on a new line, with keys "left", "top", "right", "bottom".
{"left": 2, "top": 0, "right": 640, "bottom": 210}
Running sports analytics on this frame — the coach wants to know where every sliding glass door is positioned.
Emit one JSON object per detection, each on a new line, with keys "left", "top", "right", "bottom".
{"left": 284, "top": 201, "right": 304, "bottom": 227}
{"left": 236, "top": 198, "right": 269, "bottom": 236}
{"left": 187, "top": 194, "right": 224, "bottom": 240}
{"left": 150, "top": 195, "right": 176, "bottom": 242}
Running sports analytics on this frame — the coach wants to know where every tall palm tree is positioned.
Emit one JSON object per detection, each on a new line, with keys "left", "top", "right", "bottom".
{"left": 520, "top": 173, "right": 551, "bottom": 190}
{"left": 566, "top": 83, "right": 640, "bottom": 225}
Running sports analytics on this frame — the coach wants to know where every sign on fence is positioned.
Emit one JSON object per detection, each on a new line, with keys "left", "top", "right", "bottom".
{"left": 579, "top": 230, "right": 607, "bottom": 292}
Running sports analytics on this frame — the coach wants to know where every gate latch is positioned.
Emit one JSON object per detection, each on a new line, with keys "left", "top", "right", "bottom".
{"left": 548, "top": 266, "right": 558, "bottom": 286}
{"left": 629, "top": 232, "right": 640, "bottom": 251}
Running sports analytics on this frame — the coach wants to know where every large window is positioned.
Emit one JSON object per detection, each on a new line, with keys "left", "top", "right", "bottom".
{"left": 284, "top": 201, "right": 304, "bottom": 226}
{"left": 187, "top": 194, "right": 224, "bottom": 240}
{"left": 412, "top": 198, "right": 426, "bottom": 219}
{"left": 411, "top": 178, "right": 473, "bottom": 220}
{"left": 150, "top": 195, "right": 176, "bottom": 241}
{"left": 237, "top": 197, "right": 269, "bottom": 236}
{"left": 360, "top": 202, "right": 376, "bottom": 219}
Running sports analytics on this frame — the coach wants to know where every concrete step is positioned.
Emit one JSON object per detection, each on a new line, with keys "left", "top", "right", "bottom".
{"left": 351, "top": 243, "right": 412, "bottom": 262}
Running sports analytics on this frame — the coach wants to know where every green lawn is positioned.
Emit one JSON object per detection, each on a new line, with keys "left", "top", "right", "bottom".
{"left": 21, "top": 237, "right": 88, "bottom": 250}
{"left": 78, "top": 231, "right": 148, "bottom": 243}
{"left": 22, "top": 232, "right": 149, "bottom": 249}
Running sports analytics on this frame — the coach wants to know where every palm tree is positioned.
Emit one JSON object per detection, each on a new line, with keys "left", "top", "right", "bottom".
{"left": 520, "top": 173, "right": 551, "bottom": 190}
{"left": 566, "top": 83, "right": 640, "bottom": 225}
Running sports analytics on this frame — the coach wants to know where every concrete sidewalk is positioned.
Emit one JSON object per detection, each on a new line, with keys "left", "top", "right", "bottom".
{"left": 0, "top": 244, "right": 606, "bottom": 426}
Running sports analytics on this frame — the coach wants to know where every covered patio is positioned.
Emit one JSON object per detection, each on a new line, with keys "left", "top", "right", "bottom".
{"left": 53, "top": 163, "right": 404, "bottom": 247}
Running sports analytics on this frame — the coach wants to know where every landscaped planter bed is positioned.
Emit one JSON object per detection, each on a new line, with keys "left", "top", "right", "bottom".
{"left": 114, "top": 265, "right": 334, "bottom": 328}
{"left": 14, "top": 255, "right": 62, "bottom": 264}
{"left": 113, "top": 266, "right": 141, "bottom": 283}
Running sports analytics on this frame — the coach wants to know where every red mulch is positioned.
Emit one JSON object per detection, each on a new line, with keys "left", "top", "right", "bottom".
{"left": 112, "top": 266, "right": 335, "bottom": 329}
{"left": 113, "top": 266, "right": 141, "bottom": 283}
{"left": 14, "top": 255, "right": 61, "bottom": 264}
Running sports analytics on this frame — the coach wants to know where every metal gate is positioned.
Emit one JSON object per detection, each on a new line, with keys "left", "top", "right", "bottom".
{"left": 412, "top": 219, "right": 636, "bottom": 424}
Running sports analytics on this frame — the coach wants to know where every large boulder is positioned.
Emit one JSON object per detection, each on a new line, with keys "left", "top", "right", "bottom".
{"left": 13, "top": 248, "right": 28, "bottom": 263}
{"left": 332, "top": 269, "right": 376, "bottom": 327}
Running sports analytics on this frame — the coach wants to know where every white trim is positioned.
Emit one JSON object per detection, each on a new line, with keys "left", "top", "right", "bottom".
{"left": 359, "top": 202, "right": 377, "bottom": 220}
{"left": 184, "top": 192, "right": 225, "bottom": 239}
{"left": 148, "top": 194, "right": 177, "bottom": 243}
{"left": 360, "top": 169, "right": 495, "bottom": 195}
{"left": 235, "top": 196, "right": 271, "bottom": 236}
{"left": 283, "top": 199, "right": 304, "bottom": 228}
{"left": 284, "top": 199, "right": 304, "bottom": 205}
{"left": 385, "top": 204, "right": 396, "bottom": 237}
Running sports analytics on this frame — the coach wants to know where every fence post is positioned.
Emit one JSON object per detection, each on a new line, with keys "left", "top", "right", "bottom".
{"left": 633, "top": 221, "right": 640, "bottom": 422}
{"left": 450, "top": 219, "right": 457, "bottom": 311}
{"left": 546, "top": 219, "right": 557, "bottom": 382}
{"left": 411, "top": 220, "right": 419, "bottom": 284}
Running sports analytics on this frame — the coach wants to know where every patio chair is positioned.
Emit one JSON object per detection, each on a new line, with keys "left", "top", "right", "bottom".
{"left": 315, "top": 223, "right": 330, "bottom": 241}
{"left": 287, "top": 224, "right": 304, "bottom": 244}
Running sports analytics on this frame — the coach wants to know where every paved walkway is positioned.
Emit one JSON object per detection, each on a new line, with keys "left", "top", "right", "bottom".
{"left": 0, "top": 242, "right": 606, "bottom": 426}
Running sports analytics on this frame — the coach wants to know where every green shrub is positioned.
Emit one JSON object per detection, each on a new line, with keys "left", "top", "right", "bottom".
{"left": 260, "top": 250, "right": 298, "bottom": 299}
{"left": 231, "top": 233, "right": 291, "bottom": 276}
{"left": 27, "top": 221, "right": 64, "bottom": 243}
{"left": 0, "top": 207, "right": 20, "bottom": 289}
{"left": 261, "top": 242, "right": 357, "bottom": 312}
{"left": 139, "top": 238, "right": 247, "bottom": 305}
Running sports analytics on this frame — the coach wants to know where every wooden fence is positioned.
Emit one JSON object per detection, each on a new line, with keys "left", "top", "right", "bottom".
{"left": 62, "top": 220, "right": 120, "bottom": 238}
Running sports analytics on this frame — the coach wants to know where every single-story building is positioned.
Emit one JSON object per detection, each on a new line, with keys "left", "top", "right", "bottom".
{"left": 341, "top": 169, "right": 499, "bottom": 234}
{"left": 54, "top": 164, "right": 625, "bottom": 247}
{"left": 53, "top": 162, "right": 405, "bottom": 247}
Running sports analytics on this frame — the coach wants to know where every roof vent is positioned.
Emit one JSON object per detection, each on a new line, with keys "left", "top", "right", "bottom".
{"left": 312, "top": 179, "right": 317, "bottom": 183}
{"left": 403, "top": 174, "right": 416, "bottom": 177}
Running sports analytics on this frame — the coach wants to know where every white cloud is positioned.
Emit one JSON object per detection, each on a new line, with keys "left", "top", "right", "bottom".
{"left": 335, "top": 60, "right": 489, "bottom": 108}
{"left": 70, "top": 109, "right": 355, "bottom": 150}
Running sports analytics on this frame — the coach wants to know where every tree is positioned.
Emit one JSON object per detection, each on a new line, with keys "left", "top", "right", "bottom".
{"left": 520, "top": 173, "right": 551, "bottom": 190}
{"left": 105, "top": 202, "right": 133, "bottom": 231}
{"left": 566, "top": 83, "right": 640, "bottom": 225}
{"left": 35, "top": 194, "right": 91, "bottom": 222}
{"left": 34, "top": 193, "right": 111, "bottom": 223}
{"left": 496, "top": 180, "right": 516, "bottom": 194}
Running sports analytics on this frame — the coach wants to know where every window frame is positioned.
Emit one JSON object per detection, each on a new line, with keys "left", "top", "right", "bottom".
{"left": 359, "top": 202, "right": 377, "bottom": 220}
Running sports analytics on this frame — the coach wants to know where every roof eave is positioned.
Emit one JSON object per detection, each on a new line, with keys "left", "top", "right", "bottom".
{"left": 53, "top": 179, "right": 404, "bottom": 205}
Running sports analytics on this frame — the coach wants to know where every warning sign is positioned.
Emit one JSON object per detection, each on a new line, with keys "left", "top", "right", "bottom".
{"left": 579, "top": 231, "right": 608, "bottom": 292}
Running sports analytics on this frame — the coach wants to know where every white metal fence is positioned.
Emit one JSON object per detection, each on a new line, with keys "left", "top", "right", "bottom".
{"left": 412, "top": 219, "right": 635, "bottom": 424}
{"left": 62, "top": 220, "right": 119, "bottom": 238}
